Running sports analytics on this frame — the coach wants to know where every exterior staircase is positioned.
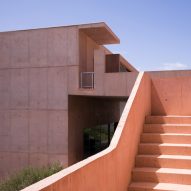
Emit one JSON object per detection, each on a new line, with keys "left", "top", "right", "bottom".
{"left": 129, "top": 116, "right": 191, "bottom": 191}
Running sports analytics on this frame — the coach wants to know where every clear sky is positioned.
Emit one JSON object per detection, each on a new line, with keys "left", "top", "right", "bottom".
{"left": 1, "top": 0, "right": 191, "bottom": 71}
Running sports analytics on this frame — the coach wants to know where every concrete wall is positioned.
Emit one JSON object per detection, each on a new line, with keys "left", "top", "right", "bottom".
{"left": 22, "top": 72, "right": 151, "bottom": 191}
{"left": 148, "top": 70, "right": 191, "bottom": 115}
{"left": 79, "top": 31, "right": 99, "bottom": 73}
{"left": 0, "top": 26, "right": 78, "bottom": 177}
{"left": 69, "top": 49, "right": 138, "bottom": 96}
{"left": 0, "top": 24, "right": 138, "bottom": 178}
{"left": 68, "top": 96, "right": 124, "bottom": 165}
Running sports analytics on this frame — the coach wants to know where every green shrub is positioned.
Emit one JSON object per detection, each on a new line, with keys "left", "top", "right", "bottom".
{"left": 0, "top": 162, "right": 63, "bottom": 191}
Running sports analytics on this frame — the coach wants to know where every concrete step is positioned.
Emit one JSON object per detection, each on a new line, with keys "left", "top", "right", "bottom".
{"left": 135, "top": 155, "right": 191, "bottom": 169}
{"left": 145, "top": 116, "right": 191, "bottom": 124}
{"left": 141, "top": 133, "right": 191, "bottom": 144}
{"left": 143, "top": 124, "right": 191, "bottom": 134}
{"left": 139, "top": 143, "right": 191, "bottom": 155}
{"left": 132, "top": 167, "right": 191, "bottom": 185}
{"left": 129, "top": 182, "right": 191, "bottom": 191}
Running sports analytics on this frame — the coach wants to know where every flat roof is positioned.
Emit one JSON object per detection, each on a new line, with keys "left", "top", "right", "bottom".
{"left": 78, "top": 22, "right": 120, "bottom": 45}
{"left": 0, "top": 22, "right": 120, "bottom": 45}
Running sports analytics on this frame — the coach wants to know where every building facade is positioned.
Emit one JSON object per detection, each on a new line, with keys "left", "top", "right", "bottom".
{"left": 0, "top": 22, "right": 138, "bottom": 178}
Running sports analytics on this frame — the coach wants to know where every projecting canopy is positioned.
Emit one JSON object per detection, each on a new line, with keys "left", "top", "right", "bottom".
{"left": 79, "top": 22, "right": 120, "bottom": 45}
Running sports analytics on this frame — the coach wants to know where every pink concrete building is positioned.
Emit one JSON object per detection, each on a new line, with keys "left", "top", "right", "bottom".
{"left": 0, "top": 22, "right": 138, "bottom": 178}
{"left": 2, "top": 22, "right": 191, "bottom": 191}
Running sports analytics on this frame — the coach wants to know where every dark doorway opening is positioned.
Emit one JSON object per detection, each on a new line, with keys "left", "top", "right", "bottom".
{"left": 83, "top": 122, "right": 118, "bottom": 158}
{"left": 68, "top": 95, "right": 127, "bottom": 165}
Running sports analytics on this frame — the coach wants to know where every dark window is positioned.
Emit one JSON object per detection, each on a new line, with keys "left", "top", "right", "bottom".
{"left": 83, "top": 122, "right": 118, "bottom": 158}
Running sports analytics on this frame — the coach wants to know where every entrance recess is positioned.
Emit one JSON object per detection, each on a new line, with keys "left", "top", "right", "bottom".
{"left": 83, "top": 122, "right": 118, "bottom": 158}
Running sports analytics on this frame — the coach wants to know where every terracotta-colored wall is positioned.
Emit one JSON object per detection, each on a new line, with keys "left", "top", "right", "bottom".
{"left": 0, "top": 26, "right": 78, "bottom": 177}
{"left": 148, "top": 70, "right": 191, "bottom": 115}
{"left": 22, "top": 72, "right": 151, "bottom": 191}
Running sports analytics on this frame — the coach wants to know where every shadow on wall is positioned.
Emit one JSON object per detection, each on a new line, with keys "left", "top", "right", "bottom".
{"left": 149, "top": 71, "right": 191, "bottom": 116}
{"left": 151, "top": 80, "right": 167, "bottom": 115}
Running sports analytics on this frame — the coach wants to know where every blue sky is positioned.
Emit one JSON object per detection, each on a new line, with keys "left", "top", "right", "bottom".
{"left": 0, "top": 0, "right": 191, "bottom": 71}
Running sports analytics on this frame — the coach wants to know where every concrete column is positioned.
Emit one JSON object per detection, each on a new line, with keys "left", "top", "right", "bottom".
{"left": 94, "top": 49, "right": 105, "bottom": 95}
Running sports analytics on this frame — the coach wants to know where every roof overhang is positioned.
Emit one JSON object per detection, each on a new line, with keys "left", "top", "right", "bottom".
{"left": 78, "top": 22, "right": 120, "bottom": 45}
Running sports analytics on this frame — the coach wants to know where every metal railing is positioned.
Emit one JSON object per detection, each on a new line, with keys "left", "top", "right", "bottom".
{"left": 80, "top": 72, "right": 94, "bottom": 89}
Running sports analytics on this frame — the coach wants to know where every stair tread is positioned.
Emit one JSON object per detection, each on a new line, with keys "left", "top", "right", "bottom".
{"left": 142, "top": 133, "right": 191, "bottom": 136}
{"left": 147, "top": 115, "right": 191, "bottom": 118}
{"left": 129, "top": 182, "right": 191, "bottom": 191}
{"left": 133, "top": 167, "right": 191, "bottom": 175}
{"left": 145, "top": 116, "right": 191, "bottom": 124}
{"left": 137, "top": 154, "right": 191, "bottom": 160}
{"left": 140, "top": 143, "right": 191, "bottom": 147}
{"left": 145, "top": 124, "right": 191, "bottom": 126}
{"left": 131, "top": 116, "right": 191, "bottom": 190}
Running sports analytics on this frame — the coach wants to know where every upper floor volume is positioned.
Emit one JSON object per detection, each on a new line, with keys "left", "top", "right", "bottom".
{"left": 0, "top": 22, "right": 138, "bottom": 97}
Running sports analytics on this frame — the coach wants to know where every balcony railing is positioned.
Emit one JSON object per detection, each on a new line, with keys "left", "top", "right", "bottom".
{"left": 80, "top": 72, "right": 94, "bottom": 89}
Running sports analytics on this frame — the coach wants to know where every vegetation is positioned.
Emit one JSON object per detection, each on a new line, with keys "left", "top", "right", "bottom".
{"left": 0, "top": 162, "right": 63, "bottom": 191}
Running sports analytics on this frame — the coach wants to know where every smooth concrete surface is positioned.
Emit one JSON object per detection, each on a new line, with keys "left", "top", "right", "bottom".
{"left": 79, "top": 30, "right": 99, "bottom": 73}
{"left": 144, "top": 124, "right": 191, "bottom": 134}
{"left": 22, "top": 72, "right": 151, "bottom": 191}
{"left": 78, "top": 22, "right": 120, "bottom": 45}
{"left": 148, "top": 70, "right": 191, "bottom": 115}
{"left": 94, "top": 49, "right": 105, "bottom": 94}
{"left": 0, "top": 27, "right": 79, "bottom": 68}
{"left": 0, "top": 25, "right": 79, "bottom": 177}
{"left": 136, "top": 154, "right": 191, "bottom": 169}
{"left": 0, "top": 22, "right": 138, "bottom": 178}
{"left": 129, "top": 182, "right": 191, "bottom": 191}
{"left": 130, "top": 115, "right": 191, "bottom": 190}
{"left": 69, "top": 48, "right": 138, "bottom": 97}
{"left": 0, "top": 110, "right": 68, "bottom": 177}
{"left": 104, "top": 72, "right": 138, "bottom": 96}
{"left": 141, "top": 133, "right": 191, "bottom": 144}
{"left": 146, "top": 115, "right": 191, "bottom": 124}
{"left": 3, "top": 22, "right": 191, "bottom": 191}
{"left": 133, "top": 167, "right": 191, "bottom": 184}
